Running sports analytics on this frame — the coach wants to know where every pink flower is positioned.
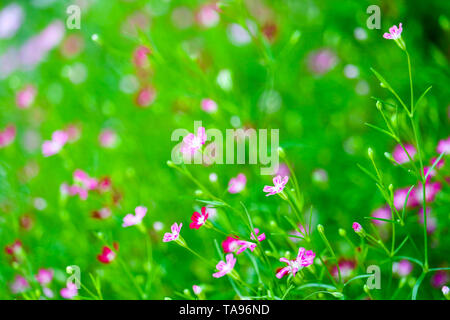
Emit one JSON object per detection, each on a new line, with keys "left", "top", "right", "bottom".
{"left": 133, "top": 45, "right": 151, "bottom": 68}
{"left": 0, "top": 4, "right": 24, "bottom": 39}
{"left": 212, "top": 253, "right": 236, "bottom": 278}
{"left": 418, "top": 208, "right": 437, "bottom": 234}
{"left": 288, "top": 224, "right": 308, "bottom": 242}
{"left": 437, "top": 136, "right": 450, "bottom": 155}
{"left": 42, "top": 130, "right": 68, "bottom": 157}
{"left": 60, "top": 283, "right": 78, "bottom": 299}
{"left": 35, "top": 268, "right": 54, "bottom": 285}
{"left": 393, "top": 187, "right": 419, "bottom": 210}
{"left": 331, "top": 259, "right": 356, "bottom": 280}
{"left": 371, "top": 206, "right": 391, "bottom": 225}
{"left": 65, "top": 124, "right": 81, "bottom": 143}
{"left": 276, "top": 247, "right": 315, "bottom": 279}
{"left": 16, "top": 84, "right": 36, "bottom": 109}
{"left": 250, "top": 228, "right": 266, "bottom": 242}
{"left": 196, "top": 4, "right": 220, "bottom": 28}
{"left": 201, "top": 98, "right": 218, "bottom": 113}
{"left": 122, "top": 206, "right": 147, "bottom": 227}
{"left": 414, "top": 182, "right": 441, "bottom": 204}
{"left": 442, "top": 286, "right": 449, "bottom": 296}
{"left": 235, "top": 240, "right": 257, "bottom": 255}
{"left": 180, "top": 127, "right": 206, "bottom": 155}
{"left": 352, "top": 222, "right": 362, "bottom": 233}
{"left": 190, "top": 207, "right": 209, "bottom": 229}
{"left": 227, "top": 173, "right": 247, "bottom": 194}
{"left": 0, "top": 124, "right": 16, "bottom": 148}
{"left": 91, "top": 207, "right": 111, "bottom": 220}
{"left": 193, "top": 285, "right": 202, "bottom": 295}
{"left": 10, "top": 275, "right": 29, "bottom": 294}
{"left": 274, "top": 163, "right": 290, "bottom": 177}
{"left": 73, "top": 169, "right": 98, "bottom": 190}
{"left": 392, "top": 144, "right": 416, "bottom": 164}
{"left": 307, "top": 49, "right": 337, "bottom": 75}
{"left": 222, "top": 236, "right": 240, "bottom": 253}
{"left": 99, "top": 129, "right": 118, "bottom": 148}
{"left": 383, "top": 23, "right": 403, "bottom": 40}
{"left": 263, "top": 175, "right": 288, "bottom": 196}
{"left": 97, "top": 245, "right": 117, "bottom": 264}
{"left": 135, "top": 86, "right": 156, "bottom": 107}
{"left": 392, "top": 259, "right": 413, "bottom": 277}
{"left": 163, "top": 222, "right": 182, "bottom": 242}
{"left": 430, "top": 157, "right": 444, "bottom": 170}
{"left": 5, "top": 239, "right": 22, "bottom": 256}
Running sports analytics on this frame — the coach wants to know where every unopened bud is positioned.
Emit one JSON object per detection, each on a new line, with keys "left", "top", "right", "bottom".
{"left": 368, "top": 147, "right": 374, "bottom": 159}
{"left": 338, "top": 228, "right": 347, "bottom": 237}
{"left": 376, "top": 101, "right": 382, "bottom": 110}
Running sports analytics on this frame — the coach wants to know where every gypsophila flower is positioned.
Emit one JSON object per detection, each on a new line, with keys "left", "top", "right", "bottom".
{"left": 276, "top": 247, "right": 315, "bottom": 279}
{"left": 352, "top": 222, "right": 362, "bottom": 233}
{"left": 263, "top": 175, "right": 288, "bottom": 196}
{"left": 383, "top": 23, "right": 403, "bottom": 40}
{"left": 180, "top": 127, "right": 206, "bottom": 155}
{"left": 163, "top": 222, "right": 182, "bottom": 242}
{"left": 228, "top": 173, "right": 246, "bottom": 194}
{"left": 122, "top": 206, "right": 147, "bottom": 227}
{"left": 212, "top": 253, "right": 236, "bottom": 278}
{"left": 190, "top": 206, "right": 209, "bottom": 229}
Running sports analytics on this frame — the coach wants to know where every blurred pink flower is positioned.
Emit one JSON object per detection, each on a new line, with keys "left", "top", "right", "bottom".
{"left": 393, "top": 187, "right": 419, "bottom": 210}
{"left": 383, "top": 23, "right": 403, "bottom": 40}
{"left": 163, "top": 222, "right": 182, "bottom": 242}
{"left": 36, "top": 268, "right": 54, "bottom": 285}
{"left": 192, "top": 285, "right": 202, "bottom": 295}
{"left": 307, "top": 49, "right": 337, "bottom": 75}
{"left": 414, "top": 182, "right": 441, "bottom": 204}
{"left": 371, "top": 206, "right": 391, "bottom": 225}
{"left": 91, "top": 207, "right": 112, "bottom": 220}
{"left": 228, "top": 173, "right": 247, "bottom": 194}
{"left": 190, "top": 207, "right": 209, "bottom": 229}
{"left": 418, "top": 208, "right": 437, "bottom": 234}
{"left": 0, "top": 124, "right": 16, "bottom": 148}
{"left": 437, "top": 136, "right": 450, "bottom": 155}
{"left": 60, "top": 283, "right": 78, "bottom": 299}
{"left": 331, "top": 259, "right": 356, "bottom": 280}
{"left": 133, "top": 45, "right": 151, "bottom": 68}
{"left": 392, "top": 259, "right": 413, "bottom": 277}
{"left": 99, "top": 129, "right": 118, "bottom": 148}
{"left": 74, "top": 169, "right": 98, "bottom": 190}
{"left": 42, "top": 130, "right": 68, "bottom": 157}
{"left": 276, "top": 247, "right": 315, "bottom": 279}
{"left": 201, "top": 98, "right": 218, "bottom": 113}
{"left": 180, "top": 127, "right": 206, "bottom": 155}
{"left": 196, "top": 4, "right": 220, "bottom": 28}
{"left": 263, "top": 175, "right": 288, "bottom": 196}
{"left": 16, "top": 85, "right": 37, "bottom": 109}
{"left": 10, "top": 275, "right": 29, "bottom": 294}
{"left": 122, "top": 206, "right": 147, "bottom": 227}
{"left": 135, "top": 86, "right": 156, "bottom": 107}
{"left": 213, "top": 253, "right": 236, "bottom": 278}
{"left": 392, "top": 144, "right": 416, "bottom": 164}
{"left": 431, "top": 271, "right": 448, "bottom": 288}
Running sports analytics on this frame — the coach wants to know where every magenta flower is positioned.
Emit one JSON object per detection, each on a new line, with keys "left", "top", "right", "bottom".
{"left": 352, "top": 222, "right": 362, "bottom": 233}
{"left": 392, "top": 144, "right": 416, "bottom": 164}
{"left": 263, "top": 175, "right": 288, "bottom": 196}
{"left": 437, "top": 136, "right": 450, "bottom": 155}
{"left": 180, "top": 127, "right": 206, "bottom": 155}
{"left": 73, "top": 169, "right": 98, "bottom": 190}
{"left": 418, "top": 208, "right": 437, "bottom": 234}
{"left": 392, "top": 259, "right": 413, "bottom": 277}
{"left": 371, "top": 206, "right": 391, "bottom": 225}
{"left": 0, "top": 124, "right": 16, "bottom": 148}
{"left": 331, "top": 259, "right": 355, "bottom": 280}
{"left": 16, "top": 84, "right": 36, "bottom": 109}
{"left": 42, "top": 130, "right": 69, "bottom": 157}
{"left": 212, "top": 253, "right": 236, "bottom": 278}
{"left": 135, "top": 86, "right": 156, "bottom": 107}
{"left": 97, "top": 245, "right": 117, "bottom": 264}
{"left": 228, "top": 173, "right": 247, "bottom": 194}
{"left": 276, "top": 247, "right": 315, "bottom": 279}
{"left": 431, "top": 271, "right": 448, "bottom": 288}
{"left": 250, "top": 228, "right": 266, "bottom": 242}
{"left": 133, "top": 45, "right": 151, "bottom": 68}
{"left": 35, "top": 268, "right": 54, "bottom": 285}
{"left": 190, "top": 207, "right": 209, "bottom": 229}
{"left": 222, "top": 236, "right": 240, "bottom": 253}
{"left": 60, "top": 283, "right": 78, "bottom": 299}
{"left": 414, "top": 182, "right": 441, "bottom": 204}
{"left": 383, "top": 23, "right": 403, "bottom": 40}
{"left": 163, "top": 222, "right": 182, "bottom": 242}
{"left": 201, "top": 98, "right": 218, "bottom": 113}
{"left": 10, "top": 275, "right": 29, "bottom": 294}
{"left": 122, "top": 206, "right": 147, "bottom": 227}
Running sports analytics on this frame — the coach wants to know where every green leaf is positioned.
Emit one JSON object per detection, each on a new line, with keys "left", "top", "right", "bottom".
{"left": 364, "top": 216, "right": 398, "bottom": 224}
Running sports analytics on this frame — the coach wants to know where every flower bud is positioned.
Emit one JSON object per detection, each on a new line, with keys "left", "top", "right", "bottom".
{"left": 376, "top": 101, "right": 382, "bottom": 110}
{"left": 368, "top": 147, "right": 374, "bottom": 159}
{"left": 317, "top": 224, "right": 324, "bottom": 234}
{"left": 277, "top": 147, "right": 286, "bottom": 158}
{"left": 338, "top": 228, "right": 347, "bottom": 237}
